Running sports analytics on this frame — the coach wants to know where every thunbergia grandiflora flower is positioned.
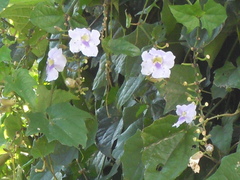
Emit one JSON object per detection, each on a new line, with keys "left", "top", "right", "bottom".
{"left": 68, "top": 28, "right": 100, "bottom": 57}
{"left": 141, "top": 48, "right": 175, "bottom": 78}
{"left": 173, "top": 103, "right": 197, "bottom": 128}
{"left": 46, "top": 47, "right": 67, "bottom": 82}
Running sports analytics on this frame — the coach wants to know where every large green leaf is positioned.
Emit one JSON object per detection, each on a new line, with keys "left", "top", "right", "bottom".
{"left": 207, "top": 152, "right": 240, "bottom": 180}
{"left": 200, "top": 0, "right": 227, "bottom": 36}
{"left": 4, "top": 68, "right": 37, "bottom": 108}
{"left": 27, "top": 103, "right": 93, "bottom": 148}
{"left": 30, "top": 2, "right": 66, "bottom": 33}
{"left": 169, "top": 2, "right": 201, "bottom": 33}
{"left": 121, "top": 130, "right": 144, "bottom": 180}
{"left": 214, "top": 60, "right": 240, "bottom": 89}
{"left": 0, "top": 4, "right": 34, "bottom": 32}
{"left": 170, "top": 0, "right": 227, "bottom": 35}
{"left": 141, "top": 115, "right": 198, "bottom": 180}
{"left": 156, "top": 65, "right": 198, "bottom": 114}
{"left": 107, "top": 38, "right": 141, "bottom": 57}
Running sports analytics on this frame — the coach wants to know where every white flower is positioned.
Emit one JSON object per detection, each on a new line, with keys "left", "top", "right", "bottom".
{"left": 141, "top": 48, "right": 175, "bottom": 78}
{"left": 68, "top": 28, "right": 100, "bottom": 57}
{"left": 46, "top": 47, "right": 67, "bottom": 81}
{"left": 173, "top": 103, "right": 197, "bottom": 128}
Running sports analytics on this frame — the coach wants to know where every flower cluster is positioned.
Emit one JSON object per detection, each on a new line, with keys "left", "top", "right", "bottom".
{"left": 46, "top": 47, "right": 67, "bottom": 82}
{"left": 46, "top": 28, "right": 100, "bottom": 81}
{"left": 141, "top": 48, "right": 175, "bottom": 78}
{"left": 68, "top": 28, "right": 100, "bottom": 57}
{"left": 173, "top": 103, "right": 197, "bottom": 128}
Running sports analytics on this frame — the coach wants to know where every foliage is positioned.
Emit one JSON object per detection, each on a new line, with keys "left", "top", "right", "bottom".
{"left": 0, "top": 0, "right": 239, "bottom": 179}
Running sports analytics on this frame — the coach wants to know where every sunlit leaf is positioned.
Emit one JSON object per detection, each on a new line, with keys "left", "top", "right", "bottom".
{"left": 4, "top": 115, "right": 22, "bottom": 140}
{"left": 30, "top": 2, "right": 65, "bottom": 33}
{"left": 0, "top": 0, "right": 9, "bottom": 12}
{"left": 0, "top": 46, "right": 11, "bottom": 62}
{"left": 4, "top": 68, "right": 37, "bottom": 108}
{"left": 27, "top": 103, "right": 93, "bottom": 148}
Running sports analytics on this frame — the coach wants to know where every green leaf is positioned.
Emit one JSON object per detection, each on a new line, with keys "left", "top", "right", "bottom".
{"left": 28, "top": 28, "right": 48, "bottom": 57}
{"left": 203, "top": 31, "right": 228, "bottom": 67}
{"left": 0, "top": 46, "right": 11, "bottom": 62}
{"left": 141, "top": 115, "right": 198, "bottom": 180}
{"left": 200, "top": 0, "right": 227, "bottom": 36}
{"left": 210, "top": 116, "right": 237, "bottom": 154}
{"left": 0, "top": 0, "right": 9, "bottom": 12}
{"left": 117, "top": 74, "right": 145, "bottom": 107}
{"left": 96, "top": 105, "right": 122, "bottom": 157}
{"left": 31, "top": 136, "right": 56, "bottom": 158}
{"left": 0, "top": 4, "right": 34, "bottom": 32}
{"left": 170, "top": 0, "right": 227, "bottom": 35}
{"left": 92, "top": 54, "right": 107, "bottom": 90}
{"left": 0, "top": 62, "right": 10, "bottom": 82}
{"left": 30, "top": 143, "right": 78, "bottom": 179}
{"left": 107, "top": 38, "right": 141, "bottom": 57}
{"left": 169, "top": 2, "right": 202, "bottom": 33}
{"left": 4, "top": 68, "right": 37, "bottom": 108}
{"left": 156, "top": 65, "right": 198, "bottom": 114}
{"left": 121, "top": 130, "right": 144, "bottom": 180}
{"left": 30, "top": 2, "right": 65, "bottom": 34}
{"left": 27, "top": 103, "right": 93, "bottom": 148}
{"left": 214, "top": 60, "right": 240, "bottom": 89}
{"left": 35, "top": 85, "right": 78, "bottom": 112}
{"left": 161, "top": 0, "right": 177, "bottom": 34}
{"left": 207, "top": 152, "right": 240, "bottom": 180}
{"left": 211, "top": 84, "right": 227, "bottom": 99}
{"left": 4, "top": 115, "right": 22, "bottom": 140}
{"left": 113, "top": 119, "right": 143, "bottom": 160}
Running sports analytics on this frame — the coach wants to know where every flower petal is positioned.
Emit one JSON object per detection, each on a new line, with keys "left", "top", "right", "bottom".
{"left": 46, "top": 66, "right": 59, "bottom": 81}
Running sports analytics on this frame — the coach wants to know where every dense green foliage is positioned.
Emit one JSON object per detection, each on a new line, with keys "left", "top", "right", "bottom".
{"left": 0, "top": 0, "right": 240, "bottom": 179}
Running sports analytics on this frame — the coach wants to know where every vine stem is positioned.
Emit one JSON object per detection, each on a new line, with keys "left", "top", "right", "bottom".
{"left": 204, "top": 109, "right": 240, "bottom": 123}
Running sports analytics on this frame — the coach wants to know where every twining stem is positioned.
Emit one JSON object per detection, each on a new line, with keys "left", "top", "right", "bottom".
{"left": 204, "top": 109, "right": 240, "bottom": 124}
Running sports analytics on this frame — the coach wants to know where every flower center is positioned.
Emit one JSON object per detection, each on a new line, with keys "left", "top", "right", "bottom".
{"left": 48, "top": 59, "right": 54, "bottom": 66}
{"left": 153, "top": 56, "right": 163, "bottom": 64}
{"left": 81, "top": 34, "right": 90, "bottom": 42}
{"left": 182, "top": 111, "right": 187, "bottom": 117}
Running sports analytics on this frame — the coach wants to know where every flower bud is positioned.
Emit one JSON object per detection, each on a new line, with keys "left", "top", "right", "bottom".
{"left": 65, "top": 78, "right": 76, "bottom": 88}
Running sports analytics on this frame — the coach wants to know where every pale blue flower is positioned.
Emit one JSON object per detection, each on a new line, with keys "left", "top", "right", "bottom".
{"left": 141, "top": 48, "right": 175, "bottom": 78}
{"left": 46, "top": 47, "right": 67, "bottom": 82}
{"left": 173, "top": 103, "right": 197, "bottom": 128}
{"left": 68, "top": 28, "right": 100, "bottom": 57}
